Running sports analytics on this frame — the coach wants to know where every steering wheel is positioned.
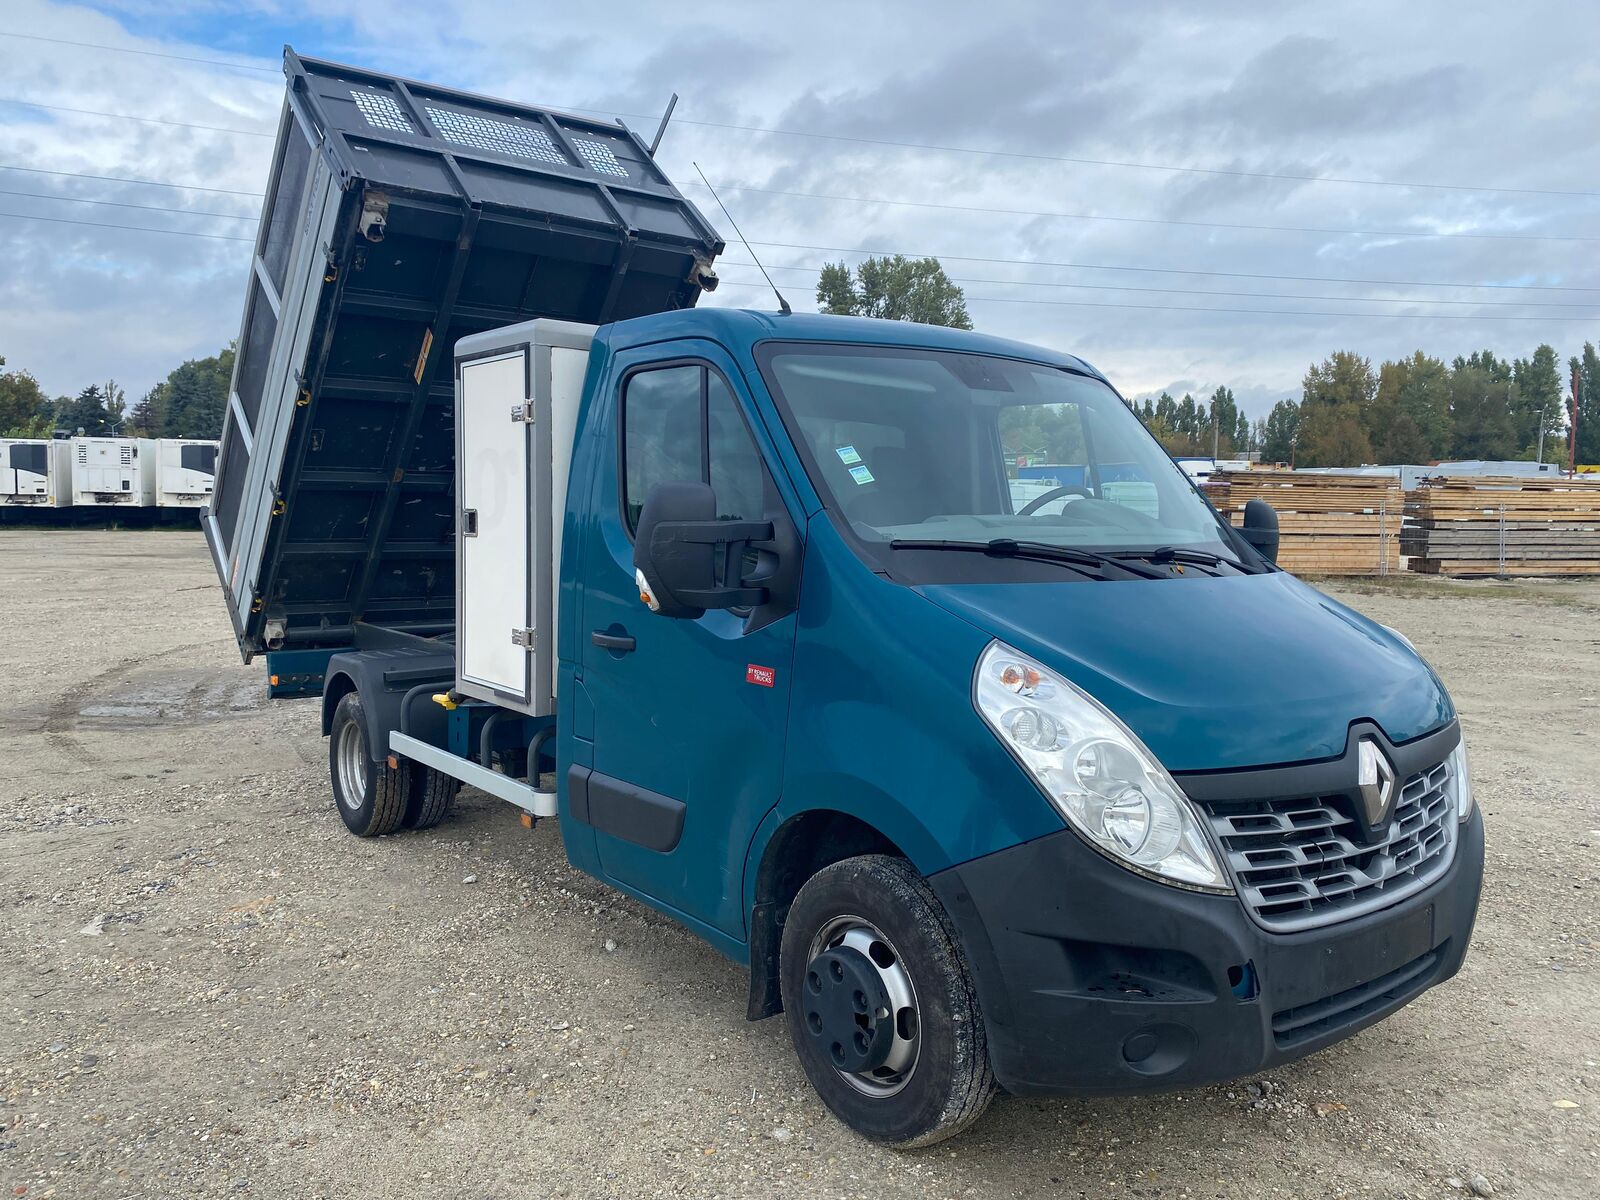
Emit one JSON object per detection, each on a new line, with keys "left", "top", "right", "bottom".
{"left": 1018, "top": 484, "right": 1093, "bottom": 516}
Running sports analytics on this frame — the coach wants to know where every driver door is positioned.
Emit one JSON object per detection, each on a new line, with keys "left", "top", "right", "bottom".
{"left": 575, "top": 345, "right": 799, "bottom": 940}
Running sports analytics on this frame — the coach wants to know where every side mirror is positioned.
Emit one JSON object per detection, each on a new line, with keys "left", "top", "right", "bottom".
{"left": 633, "top": 481, "right": 774, "bottom": 619}
{"left": 1239, "top": 498, "right": 1280, "bottom": 565}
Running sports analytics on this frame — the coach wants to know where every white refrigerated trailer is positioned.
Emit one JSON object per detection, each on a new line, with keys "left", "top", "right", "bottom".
{"left": 155, "top": 438, "right": 219, "bottom": 508}
{"left": 0, "top": 439, "right": 68, "bottom": 506}
{"left": 67, "top": 436, "right": 156, "bottom": 507}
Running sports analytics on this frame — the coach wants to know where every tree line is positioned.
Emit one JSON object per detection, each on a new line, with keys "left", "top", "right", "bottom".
{"left": 0, "top": 346, "right": 233, "bottom": 441}
{"left": 1138, "top": 343, "right": 1600, "bottom": 468}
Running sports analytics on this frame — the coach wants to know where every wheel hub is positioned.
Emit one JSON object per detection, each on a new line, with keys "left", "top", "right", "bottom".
{"left": 802, "top": 917, "right": 921, "bottom": 1096}
{"left": 336, "top": 719, "right": 367, "bottom": 809}
{"left": 803, "top": 945, "right": 895, "bottom": 1075}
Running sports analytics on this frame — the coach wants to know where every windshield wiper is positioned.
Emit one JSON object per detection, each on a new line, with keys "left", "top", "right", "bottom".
{"left": 1109, "top": 546, "right": 1261, "bottom": 575}
{"left": 889, "top": 538, "right": 1169, "bottom": 580}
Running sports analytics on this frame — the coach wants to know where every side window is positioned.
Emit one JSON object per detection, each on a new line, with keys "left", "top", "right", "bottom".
{"left": 622, "top": 363, "right": 769, "bottom": 533}
{"left": 623, "top": 365, "right": 702, "bottom": 532}
{"left": 708, "top": 374, "right": 764, "bottom": 522}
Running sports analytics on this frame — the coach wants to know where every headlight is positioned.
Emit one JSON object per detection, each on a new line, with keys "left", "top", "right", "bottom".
{"left": 1448, "top": 736, "right": 1474, "bottom": 820}
{"left": 973, "top": 641, "right": 1230, "bottom": 893}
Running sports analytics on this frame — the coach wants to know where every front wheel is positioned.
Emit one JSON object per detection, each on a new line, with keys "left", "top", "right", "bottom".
{"left": 328, "top": 692, "right": 410, "bottom": 836}
{"left": 779, "top": 855, "right": 996, "bottom": 1148}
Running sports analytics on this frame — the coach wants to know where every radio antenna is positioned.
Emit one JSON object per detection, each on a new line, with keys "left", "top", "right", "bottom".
{"left": 693, "top": 162, "right": 790, "bottom": 316}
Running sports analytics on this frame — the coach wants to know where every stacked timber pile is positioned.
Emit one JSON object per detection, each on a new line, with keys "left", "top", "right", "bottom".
{"left": 1404, "top": 476, "right": 1600, "bottom": 576}
{"left": 1211, "top": 470, "right": 1401, "bottom": 575}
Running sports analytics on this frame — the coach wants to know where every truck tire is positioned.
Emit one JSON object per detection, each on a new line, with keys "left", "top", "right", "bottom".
{"left": 779, "top": 854, "right": 996, "bottom": 1148}
{"left": 404, "top": 767, "right": 460, "bottom": 830}
{"left": 328, "top": 692, "right": 409, "bottom": 837}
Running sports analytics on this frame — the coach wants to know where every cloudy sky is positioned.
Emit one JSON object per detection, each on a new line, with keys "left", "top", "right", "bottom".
{"left": 2, "top": 0, "right": 1597, "bottom": 417}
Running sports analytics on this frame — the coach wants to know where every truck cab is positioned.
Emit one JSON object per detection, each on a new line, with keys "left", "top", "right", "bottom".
{"left": 323, "top": 308, "right": 1482, "bottom": 1146}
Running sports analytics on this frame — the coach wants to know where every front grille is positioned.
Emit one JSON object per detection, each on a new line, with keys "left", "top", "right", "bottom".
{"left": 1200, "top": 760, "right": 1455, "bottom": 932}
{"left": 1271, "top": 947, "right": 1443, "bottom": 1048}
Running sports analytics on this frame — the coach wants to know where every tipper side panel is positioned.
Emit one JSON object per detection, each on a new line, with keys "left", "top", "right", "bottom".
{"left": 205, "top": 49, "right": 722, "bottom": 659}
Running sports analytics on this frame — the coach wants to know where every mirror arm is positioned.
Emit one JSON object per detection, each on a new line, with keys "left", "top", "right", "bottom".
{"left": 674, "top": 584, "right": 768, "bottom": 607}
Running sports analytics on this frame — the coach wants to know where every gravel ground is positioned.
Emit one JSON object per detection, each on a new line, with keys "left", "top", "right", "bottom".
{"left": 1, "top": 528, "right": 1596, "bottom": 1199}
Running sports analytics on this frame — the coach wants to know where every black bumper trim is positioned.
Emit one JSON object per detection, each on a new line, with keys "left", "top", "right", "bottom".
{"left": 1271, "top": 946, "right": 1441, "bottom": 1047}
{"left": 929, "top": 807, "right": 1483, "bottom": 1097}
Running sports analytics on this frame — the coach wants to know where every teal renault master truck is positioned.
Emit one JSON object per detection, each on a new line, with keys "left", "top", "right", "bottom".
{"left": 208, "top": 52, "right": 1484, "bottom": 1148}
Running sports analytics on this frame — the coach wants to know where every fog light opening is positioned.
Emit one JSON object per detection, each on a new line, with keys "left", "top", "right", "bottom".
{"left": 1228, "top": 961, "right": 1258, "bottom": 1001}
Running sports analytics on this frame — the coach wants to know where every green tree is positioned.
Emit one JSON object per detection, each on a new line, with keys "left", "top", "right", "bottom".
{"left": 102, "top": 380, "right": 127, "bottom": 429}
{"left": 817, "top": 256, "right": 972, "bottom": 328}
{"left": 1298, "top": 352, "right": 1376, "bottom": 466}
{"left": 56, "top": 384, "right": 119, "bottom": 436}
{"left": 1154, "top": 391, "right": 1177, "bottom": 431}
{"left": 1572, "top": 343, "right": 1600, "bottom": 465}
{"left": 1260, "top": 400, "right": 1300, "bottom": 463}
{"left": 1143, "top": 412, "right": 1176, "bottom": 447}
{"left": 127, "top": 383, "right": 168, "bottom": 436}
{"left": 1372, "top": 351, "right": 1451, "bottom": 462}
{"left": 1455, "top": 349, "right": 1513, "bottom": 382}
{"left": 0, "top": 354, "right": 53, "bottom": 436}
{"left": 1205, "top": 385, "right": 1239, "bottom": 456}
{"left": 1304, "top": 350, "right": 1378, "bottom": 412}
{"left": 1250, "top": 415, "right": 1268, "bottom": 456}
{"left": 158, "top": 346, "right": 234, "bottom": 438}
{"left": 1512, "top": 344, "right": 1565, "bottom": 461}
{"left": 1298, "top": 406, "right": 1373, "bottom": 467}
{"left": 1448, "top": 365, "right": 1518, "bottom": 460}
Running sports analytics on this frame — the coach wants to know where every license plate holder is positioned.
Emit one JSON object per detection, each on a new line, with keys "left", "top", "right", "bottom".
{"left": 1268, "top": 901, "right": 1435, "bottom": 1007}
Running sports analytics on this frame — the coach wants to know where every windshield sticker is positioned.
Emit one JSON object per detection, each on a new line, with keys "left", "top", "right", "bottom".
{"left": 835, "top": 445, "right": 863, "bottom": 466}
{"left": 848, "top": 464, "right": 875, "bottom": 485}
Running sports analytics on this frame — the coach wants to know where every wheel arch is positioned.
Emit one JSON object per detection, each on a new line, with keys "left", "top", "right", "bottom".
{"left": 321, "top": 670, "right": 359, "bottom": 737}
{"left": 320, "top": 649, "right": 453, "bottom": 763}
{"left": 743, "top": 802, "right": 925, "bottom": 1021}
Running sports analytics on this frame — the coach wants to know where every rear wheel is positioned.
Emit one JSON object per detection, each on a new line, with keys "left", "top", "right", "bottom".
{"left": 328, "top": 692, "right": 409, "bottom": 837}
{"left": 780, "top": 855, "right": 996, "bottom": 1148}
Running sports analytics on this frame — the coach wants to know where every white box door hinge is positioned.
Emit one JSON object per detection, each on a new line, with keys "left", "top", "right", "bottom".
{"left": 511, "top": 628, "right": 535, "bottom": 648}
{"left": 510, "top": 404, "right": 535, "bottom": 423}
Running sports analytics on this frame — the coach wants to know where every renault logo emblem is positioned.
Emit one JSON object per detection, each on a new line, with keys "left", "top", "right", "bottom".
{"left": 1357, "top": 738, "right": 1397, "bottom": 826}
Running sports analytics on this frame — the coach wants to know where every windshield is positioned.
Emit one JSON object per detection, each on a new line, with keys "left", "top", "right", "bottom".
{"left": 757, "top": 343, "right": 1240, "bottom": 574}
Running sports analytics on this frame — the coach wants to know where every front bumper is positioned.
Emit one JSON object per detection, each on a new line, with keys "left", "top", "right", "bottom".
{"left": 928, "top": 807, "right": 1484, "bottom": 1096}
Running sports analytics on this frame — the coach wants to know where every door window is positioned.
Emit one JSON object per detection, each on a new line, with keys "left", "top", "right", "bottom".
{"left": 623, "top": 365, "right": 702, "bottom": 532}
{"left": 708, "top": 374, "right": 764, "bottom": 522}
{"left": 622, "top": 363, "right": 768, "bottom": 532}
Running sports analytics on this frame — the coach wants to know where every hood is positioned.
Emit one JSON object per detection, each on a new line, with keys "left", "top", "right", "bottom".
{"left": 921, "top": 572, "right": 1453, "bottom": 773}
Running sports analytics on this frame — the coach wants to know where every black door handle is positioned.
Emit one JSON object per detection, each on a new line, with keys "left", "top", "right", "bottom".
{"left": 591, "top": 630, "right": 636, "bottom": 653}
